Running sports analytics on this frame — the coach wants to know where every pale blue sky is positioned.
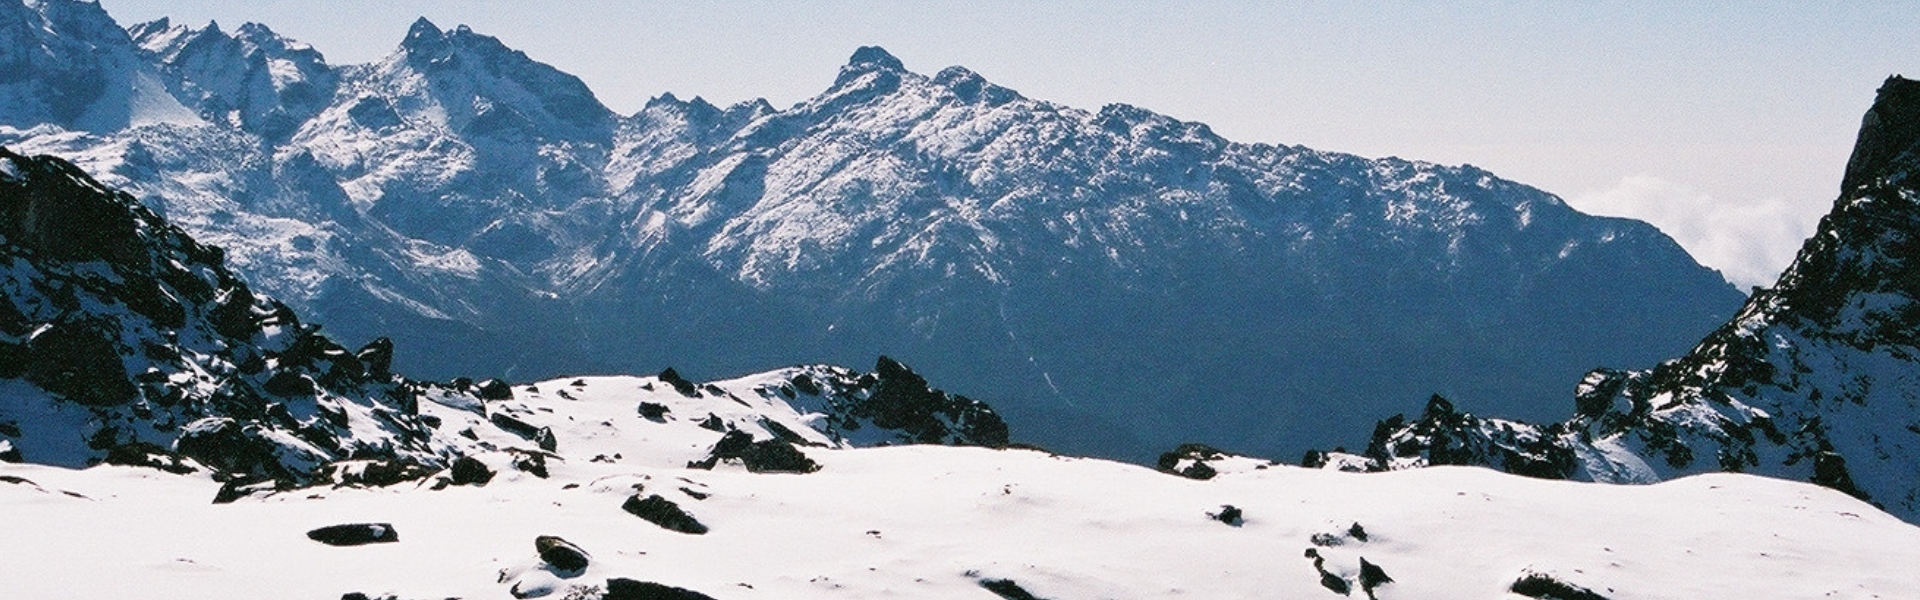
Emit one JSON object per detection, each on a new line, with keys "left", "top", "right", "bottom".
{"left": 97, "top": 1, "right": 1920, "bottom": 287}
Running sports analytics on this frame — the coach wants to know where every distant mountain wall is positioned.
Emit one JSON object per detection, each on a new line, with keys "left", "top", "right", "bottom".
{"left": 0, "top": 0, "right": 1744, "bottom": 461}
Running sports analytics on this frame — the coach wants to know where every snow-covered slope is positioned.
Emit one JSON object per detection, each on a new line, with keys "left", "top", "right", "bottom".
{"left": 1334, "top": 76, "right": 1920, "bottom": 523}
{"left": 4, "top": 422, "right": 1917, "bottom": 599}
{"left": 0, "top": 148, "right": 1005, "bottom": 490}
{"left": 0, "top": 0, "right": 201, "bottom": 132}
{"left": 0, "top": 0, "right": 1746, "bottom": 461}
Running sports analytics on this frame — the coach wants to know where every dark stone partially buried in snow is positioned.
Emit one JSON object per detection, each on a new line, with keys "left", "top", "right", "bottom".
{"left": 686, "top": 429, "right": 821, "bottom": 473}
{"left": 323, "top": 459, "right": 437, "bottom": 488}
{"left": 621, "top": 493, "right": 709, "bottom": 534}
{"left": 511, "top": 450, "right": 550, "bottom": 479}
{"left": 307, "top": 523, "right": 399, "bottom": 546}
{"left": 448, "top": 455, "right": 494, "bottom": 486}
{"left": 489, "top": 412, "right": 558, "bottom": 452}
{"left": 174, "top": 417, "right": 305, "bottom": 482}
{"left": 1156, "top": 443, "right": 1226, "bottom": 480}
{"left": 658, "top": 367, "right": 700, "bottom": 397}
{"left": 477, "top": 378, "right": 514, "bottom": 400}
{"left": 979, "top": 578, "right": 1048, "bottom": 600}
{"left": 535, "top": 535, "right": 590, "bottom": 572}
{"left": 604, "top": 578, "right": 719, "bottom": 600}
{"left": 1211, "top": 504, "right": 1243, "bottom": 526}
{"left": 637, "top": 402, "right": 670, "bottom": 421}
{"left": 1510, "top": 572, "right": 1610, "bottom": 600}
{"left": 1358, "top": 557, "right": 1393, "bottom": 597}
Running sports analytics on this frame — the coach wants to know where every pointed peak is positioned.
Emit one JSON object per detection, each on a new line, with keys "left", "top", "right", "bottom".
{"left": 1840, "top": 75, "right": 1920, "bottom": 194}
{"left": 846, "top": 46, "right": 904, "bottom": 71}
{"left": 644, "top": 92, "right": 687, "bottom": 110}
{"left": 204, "top": 19, "right": 221, "bottom": 33}
{"left": 405, "top": 16, "right": 443, "bottom": 41}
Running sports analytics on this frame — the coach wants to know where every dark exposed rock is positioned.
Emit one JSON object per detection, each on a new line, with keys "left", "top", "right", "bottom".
{"left": 637, "top": 402, "right": 669, "bottom": 421}
{"left": 1211, "top": 504, "right": 1243, "bottom": 526}
{"left": 696, "top": 414, "right": 726, "bottom": 432}
{"left": 356, "top": 337, "right": 394, "bottom": 379}
{"left": 1320, "top": 571, "right": 1352, "bottom": 596}
{"left": 489, "top": 412, "right": 557, "bottom": 451}
{"left": 22, "top": 318, "right": 136, "bottom": 406}
{"left": 686, "top": 429, "right": 820, "bottom": 473}
{"left": 658, "top": 368, "right": 699, "bottom": 397}
{"left": 477, "top": 378, "right": 514, "bottom": 400}
{"left": 603, "top": 578, "right": 719, "bottom": 600}
{"left": 535, "top": 535, "right": 590, "bottom": 572}
{"left": 1157, "top": 443, "right": 1231, "bottom": 479}
{"left": 324, "top": 460, "right": 436, "bottom": 487}
{"left": 511, "top": 450, "right": 550, "bottom": 479}
{"left": 843, "top": 356, "right": 1009, "bottom": 447}
{"left": 307, "top": 523, "right": 399, "bottom": 546}
{"left": 174, "top": 417, "right": 307, "bottom": 482}
{"left": 449, "top": 455, "right": 495, "bottom": 486}
{"left": 212, "top": 477, "right": 277, "bottom": 504}
{"left": 102, "top": 441, "right": 195, "bottom": 474}
{"left": 1358, "top": 558, "right": 1392, "bottom": 598}
{"left": 1510, "top": 572, "right": 1609, "bottom": 600}
{"left": 621, "top": 494, "right": 709, "bottom": 534}
{"left": 979, "top": 578, "right": 1048, "bottom": 600}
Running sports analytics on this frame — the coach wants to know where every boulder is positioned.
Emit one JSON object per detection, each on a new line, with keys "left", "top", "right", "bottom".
{"left": 306, "top": 523, "right": 399, "bottom": 546}
{"left": 477, "top": 378, "right": 514, "bottom": 400}
{"left": 658, "top": 368, "right": 699, "bottom": 397}
{"left": 448, "top": 455, "right": 495, "bottom": 486}
{"left": 604, "top": 578, "right": 719, "bottom": 600}
{"left": 534, "top": 535, "right": 590, "bottom": 572}
{"left": 621, "top": 494, "right": 709, "bottom": 534}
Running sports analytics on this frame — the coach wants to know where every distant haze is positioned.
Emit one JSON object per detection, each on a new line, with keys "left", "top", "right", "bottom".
{"left": 98, "top": 0, "right": 1919, "bottom": 288}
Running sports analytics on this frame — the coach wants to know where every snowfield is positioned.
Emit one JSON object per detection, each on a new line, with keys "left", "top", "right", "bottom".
{"left": 3, "top": 375, "right": 1917, "bottom": 600}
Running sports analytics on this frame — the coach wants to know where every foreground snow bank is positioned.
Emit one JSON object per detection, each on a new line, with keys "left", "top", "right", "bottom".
{"left": 3, "top": 442, "right": 1915, "bottom": 599}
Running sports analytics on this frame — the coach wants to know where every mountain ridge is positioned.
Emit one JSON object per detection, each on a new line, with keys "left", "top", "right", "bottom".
{"left": 0, "top": 0, "right": 1744, "bottom": 461}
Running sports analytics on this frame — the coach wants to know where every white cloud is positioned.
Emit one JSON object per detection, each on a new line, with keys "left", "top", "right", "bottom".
{"left": 1568, "top": 175, "right": 1821, "bottom": 289}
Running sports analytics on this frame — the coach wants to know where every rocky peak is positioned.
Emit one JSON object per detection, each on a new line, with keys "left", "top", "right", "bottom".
{"left": 846, "top": 45, "right": 905, "bottom": 72}
{"left": 130, "top": 15, "right": 335, "bottom": 138}
{"left": 1840, "top": 76, "right": 1920, "bottom": 195}
{"left": 403, "top": 16, "right": 443, "bottom": 47}
{"left": 380, "top": 17, "right": 613, "bottom": 139}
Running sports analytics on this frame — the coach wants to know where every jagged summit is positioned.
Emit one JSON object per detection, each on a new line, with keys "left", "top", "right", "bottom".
{"left": 404, "top": 16, "right": 442, "bottom": 42}
{"left": 1841, "top": 76, "right": 1920, "bottom": 194}
{"left": 846, "top": 45, "right": 905, "bottom": 71}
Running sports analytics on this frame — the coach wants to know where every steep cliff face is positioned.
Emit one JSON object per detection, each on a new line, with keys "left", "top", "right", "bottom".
{"left": 1339, "top": 77, "right": 1920, "bottom": 521}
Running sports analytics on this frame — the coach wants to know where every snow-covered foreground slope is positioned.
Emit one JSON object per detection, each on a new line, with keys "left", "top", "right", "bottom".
{"left": 4, "top": 428, "right": 1917, "bottom": 599}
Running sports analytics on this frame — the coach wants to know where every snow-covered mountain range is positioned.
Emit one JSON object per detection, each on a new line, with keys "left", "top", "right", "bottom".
{"left": 0, "top": 0, "right": 1744, "bottom": 461}
{"left": 0, "top": 151, "right": 1912, "bottom": 599}
{"left": 1315, "top": 76, "right": 1920, "bottom": 523}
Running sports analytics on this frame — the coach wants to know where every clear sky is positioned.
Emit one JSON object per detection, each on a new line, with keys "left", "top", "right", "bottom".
{"left": 96, "top": 0, "right": 1920, "bottom": 288}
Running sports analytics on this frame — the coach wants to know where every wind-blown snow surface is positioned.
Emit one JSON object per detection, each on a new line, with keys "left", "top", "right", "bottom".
{"left": 5, "top": 376, "right": 1917, "bottom": 600}
{"left": 0, "top": 0, "right": 1746, "bottom": 460}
